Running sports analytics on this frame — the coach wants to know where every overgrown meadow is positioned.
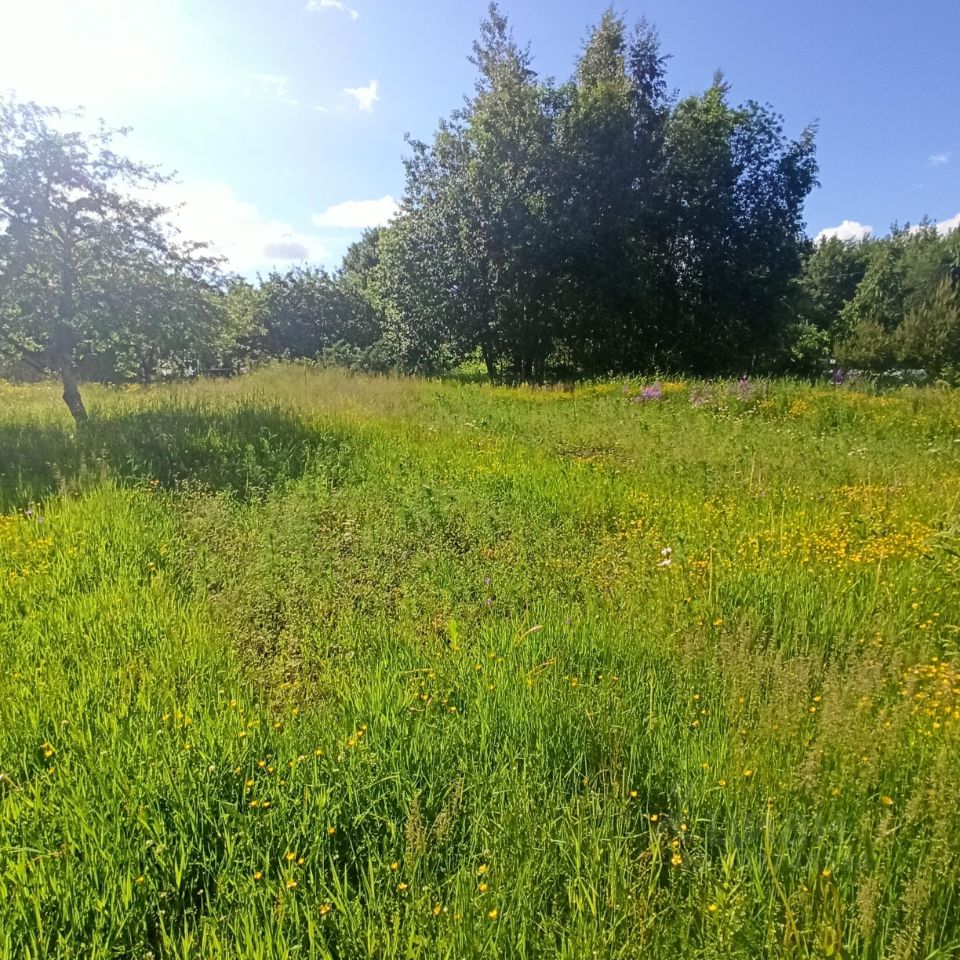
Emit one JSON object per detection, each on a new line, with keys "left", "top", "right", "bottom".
{"left": 2, "top": 366, "right": 960, "bottom": 959}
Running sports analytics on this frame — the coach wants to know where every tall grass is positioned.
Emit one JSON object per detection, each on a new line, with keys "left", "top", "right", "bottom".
{"left": 1, "top": 367, "right": 959, "bottom": 957}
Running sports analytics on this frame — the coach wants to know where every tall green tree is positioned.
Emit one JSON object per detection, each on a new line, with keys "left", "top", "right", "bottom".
{"left": 662, "top": 78, "right": 818, "bottom": 370}
{"left": 554, "top": 12, "right": 671, "bottom": 373}
{"left": 460, "top": 3, "right": 561, "bottom": 378}
{"left": 374, "top": 4, "right": 561, "bottom": 379}
{"left": 0, "top": 97, "right": 225, "bottom": 420}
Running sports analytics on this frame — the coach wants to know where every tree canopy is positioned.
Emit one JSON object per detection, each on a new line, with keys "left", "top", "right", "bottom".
{"left": 357, "top": 4, "right": 819, "bottom": 379}
{"left": 0, "top": 97, "right": 227, "bottom": 419}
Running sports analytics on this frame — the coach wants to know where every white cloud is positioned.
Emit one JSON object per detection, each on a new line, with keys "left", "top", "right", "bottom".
{"left": 306, "top": 0, "right": 360, "bottom": 19}
{"left": 816, "top": 220, "right": 873, "bottom": 244}
{"left": 311, "top": 195, "right": 399, "bottom": 229}
{"left": 928, "top": 152, "right": 951, "bottom": 166}
{"left": 343, "top": 80, "right": 379, "bottom": 113}
{"left": 250, "top": 73, "right": 299, "bottom": 106}
{"left": 936, "top": 212, "right": 960, "bottom": 236}
{"left": 157, "top": 180, "right": 332, "bottom": 275}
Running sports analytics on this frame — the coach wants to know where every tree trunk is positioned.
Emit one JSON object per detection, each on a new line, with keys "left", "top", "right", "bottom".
{"left": 481, "top": 344, "right": 497, "bottom": 381}
{"left": 59, "top": 363, "right": 87, "bottom": 423}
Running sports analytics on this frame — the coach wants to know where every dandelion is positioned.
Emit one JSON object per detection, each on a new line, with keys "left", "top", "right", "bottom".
{"left": 742, "top": 769, "right": 753, "bottom": 778}
{"left": 253, "top": 871, "right": 263, "bottom": 880}
{"left": 487, "top": 908, "right": 499, "bottom": 920}
{"left": 708, "top": 903, "right": 718, "bottom": 913}
{"left": 477, "top": 864, "right": 488, "bottom": 875}
{"left": 478, "top": 882, "right": 489, "bottom": 893}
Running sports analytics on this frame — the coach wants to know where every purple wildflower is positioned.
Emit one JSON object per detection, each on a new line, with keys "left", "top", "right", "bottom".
{"left": 639, "top": 382, "right": 663, "bottom": 402}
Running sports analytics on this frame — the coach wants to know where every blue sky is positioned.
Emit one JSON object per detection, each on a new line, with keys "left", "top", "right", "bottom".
{"left": 2, "top": 0, "right": 957, "bottom": 275}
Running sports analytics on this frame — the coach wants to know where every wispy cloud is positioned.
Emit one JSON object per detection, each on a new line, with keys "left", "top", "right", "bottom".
{"left": 928, "top": 152, "right": 951, "bottom": 166}
{"left": 815, "top": 219, "right": 873, "bottom": 244}
{"left": 312, "top": 195, "right": 399, "bottom": 229}
{"left": 343, "top": 79, "right": 378, "bottom": 112}
{"left": 306, "top": 0, "right": 360, "bottom": 20}
{"left": 251, "top": 72, "right": 298, "bottom": 106}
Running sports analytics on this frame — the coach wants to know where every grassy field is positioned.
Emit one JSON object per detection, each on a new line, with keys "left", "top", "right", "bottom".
{"left": 2, "top": 365, "right": 960, "bottom": 958}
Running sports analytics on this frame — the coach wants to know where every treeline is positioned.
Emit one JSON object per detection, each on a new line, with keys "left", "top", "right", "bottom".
{"left": 228, "top": 6, "right": 959, "bottom": 381}
{"left": 796, "top": 225, "right": 960, "bottom": 377}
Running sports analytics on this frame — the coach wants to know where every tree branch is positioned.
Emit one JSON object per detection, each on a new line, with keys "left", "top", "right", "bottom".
{"left": 0, "top": 329, "right": 49, "bottom": 375}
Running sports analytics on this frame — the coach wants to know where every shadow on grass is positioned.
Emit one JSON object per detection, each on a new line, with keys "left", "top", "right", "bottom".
{"left": 0, "top": 403, "right": 357, "bottom": 509}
